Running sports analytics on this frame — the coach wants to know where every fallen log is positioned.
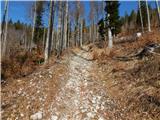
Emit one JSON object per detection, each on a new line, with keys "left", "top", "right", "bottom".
{"left": 114, "top": 32, "right": 142, "bottom": 44}
{"left": 113, "top": 43, "right": 160, "bottom": 61}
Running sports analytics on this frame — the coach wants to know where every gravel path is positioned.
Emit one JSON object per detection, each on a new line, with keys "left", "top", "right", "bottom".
{"left": 49, "top": 50, "right": 117, "bottom": 120}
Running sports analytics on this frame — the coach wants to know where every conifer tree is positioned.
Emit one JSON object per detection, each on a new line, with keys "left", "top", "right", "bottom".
{"left": 33, "top": 1, "right": 44, "bottom": 44}
{"left": 105, "top": 1, "right": 121, "bottom": 37}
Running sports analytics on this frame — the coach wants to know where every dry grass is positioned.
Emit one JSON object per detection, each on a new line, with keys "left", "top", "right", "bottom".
{"left": 96, "top": 30, "right": 160, "bottom": 119}
{"left": 1, "top": 57, "right": 68, "bottom": 119}
{"left": 1, "top": 47, "right": 51, "bottom": 81}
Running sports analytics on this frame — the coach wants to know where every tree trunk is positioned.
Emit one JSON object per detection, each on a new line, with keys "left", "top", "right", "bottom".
{"left": 138, "top": 0, "right": 144, "bottom": 33}
{"left": 155, "top": 0, "right": 160, "bottom": 29}
{"left": 63, "top": 1, "right": 68, "bottom": 49}
{"left": 57, "top": 1, "right": 62, "bottom": 56}
{"left": 1, "top": 0, "right": 9, "bottom": 58}
{"left": 1, "top": 0, "right": 8, "bottom": 42}
{"left": 60, "top": 2, "right": 65, "bottom": 54}
{"left": 80, "top": 19, "right": 83, "bottom": 47}
{"left": 108, "top": 14, "right": 113, "bottom": 48}
{"left": 108, "top": 28, "right": 113, "bottom": 48}
{"left": 44, "top": 1, "right": 54, "bottom": 62}
{"left": 43, "top": 28, "right": 46, "bottom": 50}
{"left": 30, "top": 1, "right": 37, "bottom": 52}
{"left": 89, "top": 25, "right": 92, "bottom": 43}
{"left": 67, "top": 21, "right": 71, "bottom": 48}
{"left": 51, "top": 2, "right": 56, "bottom": 52}
{"left": 145, "top": 0, "right": 151, "bottom": 32}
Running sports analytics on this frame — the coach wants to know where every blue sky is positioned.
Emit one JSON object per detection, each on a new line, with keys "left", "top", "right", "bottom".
{"left": 1, "top": 1, "right": 158, "bottom": 26}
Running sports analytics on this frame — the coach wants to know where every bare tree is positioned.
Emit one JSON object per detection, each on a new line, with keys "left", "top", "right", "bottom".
{"left": 155, "top": 0, "right": 160, "bottom": 29}
{"left": 89, "top": 2, "right": 95, "bottom": 43}
{"left": 30, "top": 1, "right": 37, "bottom": 51}
{"left": 1, "top": 0, "right": 9, "bottom": 58}
{"left": 63, "top": 1, "right": 68, "bottom": 49}
{"left": 138, "top": 0, "right": 144, "bottom": 33}
{"left": 45, "top": 1, "right": 54, "bottom": 62}
{"left": 145, "top": 0, "right": 151, "bottom": 32}
{"left": 80, "top": 19, "right": 83, "bottom": 47}
{"left": 76, "top": 1, "right": 80, "bottom": 46}
{"left": 43, "top": 28, "right": 46, "bottom": 49}
{"left": 108, "top": 14, "right": 113, "bottom": 48}
{"left": 57, "top": 1, "right": 62, "bottom": 56}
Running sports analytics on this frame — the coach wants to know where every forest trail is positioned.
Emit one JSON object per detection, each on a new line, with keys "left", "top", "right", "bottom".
{"left": 48, "top": 48, "right": 118, "bottom": 120}
{"left": 2, "top": 47, "right": 122, "bottom": 120}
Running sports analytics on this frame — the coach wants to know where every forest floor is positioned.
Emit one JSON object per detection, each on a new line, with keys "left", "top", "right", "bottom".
{"left": 2, "top": 48, "right": 121, "bottom": 120}
{"left": 1, "top": 30, "right": 160, "bottom": 120}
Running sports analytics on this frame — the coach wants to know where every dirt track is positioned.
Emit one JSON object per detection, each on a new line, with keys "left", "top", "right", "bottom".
{"left": 48, "top": 49, "right": 120, "bottom": 120}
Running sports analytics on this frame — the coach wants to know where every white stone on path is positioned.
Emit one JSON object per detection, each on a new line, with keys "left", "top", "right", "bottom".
{"left": 51, "top": 115, "right": 58, "bottom": 120}
{"left": 30, "top": 111, "right": 42, "bottom": 120}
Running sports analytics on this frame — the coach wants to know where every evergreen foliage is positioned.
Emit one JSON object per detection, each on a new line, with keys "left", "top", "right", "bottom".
{"left": 98, "top": 1, "right": 121, "bottom": 40}
{"left": 104, "top": 1, "right": 122, "bottom": 36}
{"left": 34, "top": 1, "right": 45, "bottom": 44}
{"left": 98, "top": 18, "right": 106, "bottom": 40}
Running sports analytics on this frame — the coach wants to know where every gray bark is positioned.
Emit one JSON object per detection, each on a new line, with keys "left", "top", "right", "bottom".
{"left": 57, "top": 1, "right": 62, "bottom": 56}
{"left": 30, "top": 1, "right": 37, "bottom": 51}
{"left": 43, "top": 28, "right": 46, "bottom": 49}
{"left": 1, "top": 0, "right": 9, "bottom": 58}
{"left": 80, "top": 19, "right": 83, "bottom": 47}
{"left": 51, "top": 2, "right": 56, "bottom": 52}
{"left": 138, "top": 0, "right": 144, "bottom": 33}
{"left": 108, "top": 14, "right": 113, "bottom": 48}
{"left": 45, "top": 1, "right": 54, "bottom": 62}
{"left": 60, "top": 2, "right": 65, "bottom": 54}
{"left": 63, "top": 1, "right": 68, "bottom": 49}
{"left": 155, "top": 0, "right": 160, "bottom": 29}
{"left": 145, "top": 0, "right": 151, "bottom": 32}
{"left": 89, "top": 25, "right": 92, "bottom": 43}
{"left": 76, "top": 2, "right": 80, "bottom": 46}
{"left": 67, "top": 21, "right": 71, "bottom": 48}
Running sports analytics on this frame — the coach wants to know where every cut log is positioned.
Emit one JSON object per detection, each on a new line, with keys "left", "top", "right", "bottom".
{"left": 113, "top": 43, "right": 160, "bottom": 61}
{"left": 114, "top": 32, "right": 142, "bottom": 44}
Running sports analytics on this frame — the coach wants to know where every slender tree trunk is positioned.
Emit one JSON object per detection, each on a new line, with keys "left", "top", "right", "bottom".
{"left": 44, "top": 1, "right": 54, "bottom": 62}
{"left": 57, "top": 1, "right": 62, "bottom": 56}
{"left": 108, "top": 28, "right": 113, "bottom": 48}
{"left": 92, "top": 21, "right": 95, "bottom": 43}
{"left": 76, "top": 2, "right": 80, "bottom": 47}
{"left": 51, "top": 2, "right": 56, "bottom": 52}
{"left": 89, "top": 25, "right": 92, "bottom": 43}
{"left": 1, "top": 0, "right": 8, "bottom": 42}
{"left": 43, "top": 28, "right": 46, "bottom": 49}
{"left": 60, "top": 2, "right": 65, "bottom": 54}
{"left": 67, "top": 21, "right": 71, "bottom": 48}
{"left": 2, "top": 0, "right": 9, "bottom": 58}
{"left": 108, "top": 14, "right": 113, "bottom": 48}
{"left": 63, "top": 1, "right": 68, "bottom": 49}
{"left": 155, "top": 0, "right": 160, "bottom": 29}
{"left": 138, "top": 0, "right": 144, "bottom": 33}
{"left": 80, "top": 19, "right": 83, "bottom": 47}
{"left": 30, "top": 1, "right": 37, "bottom": 52}
{"left": 145, "top": 0, "right": 151, "bottom": 32}
{"left": 102, "top": 0, "right": 107, "bottom": 46}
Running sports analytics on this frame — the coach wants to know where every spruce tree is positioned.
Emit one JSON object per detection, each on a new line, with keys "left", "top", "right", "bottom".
{"left": 104, "top": 1, "right": 121, "bottom": 36}
{"left": 98, "top": 18, "right": 106, "bottom": 40}
{"left": 98, "top": 1, "right": 121, "bottom": 42}
{"left": 34, "top": 1, "right": 44, "bottom": 44}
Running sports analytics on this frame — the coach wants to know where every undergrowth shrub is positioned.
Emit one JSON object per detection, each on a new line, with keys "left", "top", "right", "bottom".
{"left": 1, "top": 48, "right": 44, "bottom": 81}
